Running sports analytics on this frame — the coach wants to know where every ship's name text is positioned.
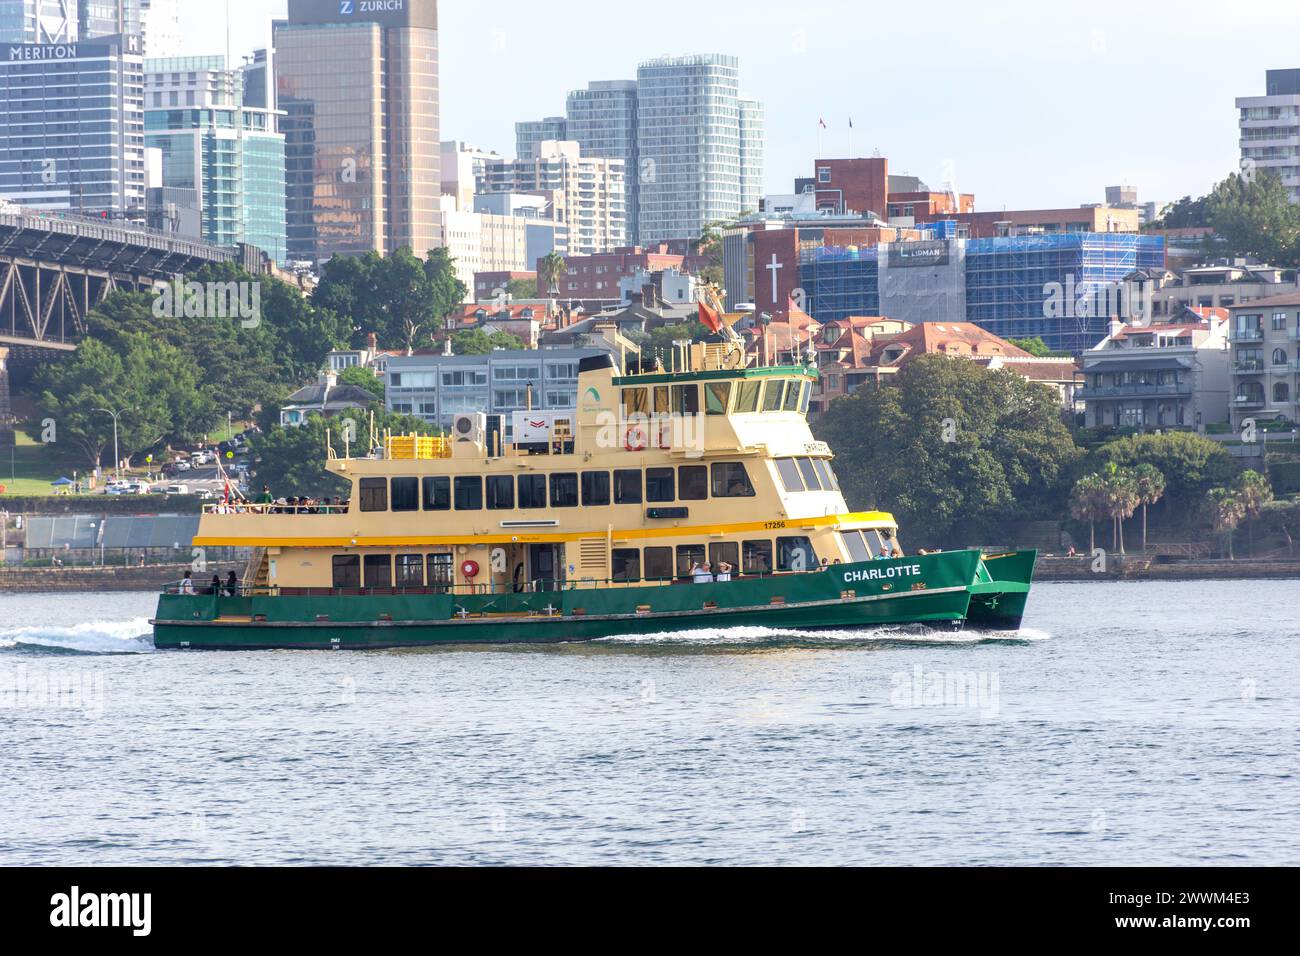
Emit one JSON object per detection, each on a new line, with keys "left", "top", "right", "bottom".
{"left": 843, "top": 564, "right": 922, "bottom": 583}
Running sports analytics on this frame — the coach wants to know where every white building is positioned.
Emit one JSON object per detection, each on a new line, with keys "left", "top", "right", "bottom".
{"left": 141, "top": 0, "right": 181, "bottom": 57}
{"left": 434, "top": 196, "right": 539, "bottom": 302}
{"left": 1237, "top": 69, "right": 1300, "bottom": 202}
{"left": 440, "top": 140, "right": 501, "bottom": 213}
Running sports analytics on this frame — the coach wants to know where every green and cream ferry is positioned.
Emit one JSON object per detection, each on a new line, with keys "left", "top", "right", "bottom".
{"left": 151, "top": 343, "right": 1034, "bottom": 650}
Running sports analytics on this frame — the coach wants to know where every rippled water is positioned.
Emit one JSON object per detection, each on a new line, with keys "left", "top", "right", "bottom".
{"left": 0, "top": 581, "right": 1296, "bottom": 866}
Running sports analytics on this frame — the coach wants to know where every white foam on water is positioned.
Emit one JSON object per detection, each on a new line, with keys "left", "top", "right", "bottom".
{"left": 0, "top": 617, "right": 155, "bottom": 654}
{"left": 596, "top": 624, "right": 1050, "bottom": 646}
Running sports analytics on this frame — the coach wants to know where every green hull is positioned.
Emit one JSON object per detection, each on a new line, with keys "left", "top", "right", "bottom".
{"left": 151, "top": 549, "right": 1036, "bottom": 650}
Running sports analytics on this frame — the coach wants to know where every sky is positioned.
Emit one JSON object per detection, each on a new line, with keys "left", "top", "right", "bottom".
{"left": 183, "top": 0, "right": 1300, "bottom": 212}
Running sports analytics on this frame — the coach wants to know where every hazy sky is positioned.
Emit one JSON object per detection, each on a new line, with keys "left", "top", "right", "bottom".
{"left": 184, "top": 0, "right": 1300, "bottom": 211}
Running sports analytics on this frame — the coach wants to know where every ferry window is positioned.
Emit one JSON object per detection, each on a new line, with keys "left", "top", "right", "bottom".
{"left": 395, "top": 554, "right": 424, "bottom": 587}
{"left": 646, "top": 467, "right": 675, "bottom": 503}
{"left": 653, "top": 386, "right": 672, "bottom": 415}
{"left": 841, "top": 531, "right": 872, "bottom": 563}
{"left": 550, "top": 473, "right": 579, "bottom": 507}
{"left": 675, "top": 544, "right": 706, "bottom": 578}
{"left": 332, "top": 555, "right": 360, "bottom": 589}
{"left": 777, "top": 536, "right": 818, "bottom": 572}
{"left": 427, "top": 553, "right": 453, "bottom": 591}
{"left": 712, "top": 462, "right": 755, "bottom": 498}
{"left": 581, "top": 471, "right": 610, "bottom": 506}
{"left": 518, "top": 474, "right": 547, "bottom": 509}
{"left": 735, "top": 380, "right": 761, "bottom": 413}
{"left": 359, "top": 478, "right": 388, "bottom": 512}
{"left": 775, "top": 458, "right": 804, "bottom": 492}
{"left": 812, "top": 459, "right": 838, "bottom": 492}
{"left": 486, "top": 475, "right": 514, "bottom": 510}
{"left": 762, "top": 379, "right": 785, "bottom": 411}
{"left": 363, "top": 554, "right": 392, "bottom": 589}
{"left": 678, "top": 465, "right": 708, "bottom": 500}
{"left": 797, "top": 457, "right": 822, "bottom": 491}
{"left": 704, "top": 381, "right": 732, "bottom": 415}
{"left": 798, "top": 381, "right": 813, "bottom": 415}
{"left": 644, "top": 546, "right": 673, "bottom": 580}
{"left": 742, "top": 540, "right": 773, "bottom": 574}
{"left": 613, "top": 469, "right": 642, "bottom": 504}
{"left": 621, "top": 387, "right": 649, "bottom": 416}
{"left": 391, "top": 477, "right": 419, "bottom": 512}
{"left": 611, "top": 548, "right": 641, "bottom": 582}
{"left": 709, "top": 542, "right": 739, "bottom": 572}
{"left": 783, "top": 381, "right": 802, "bottom": 412}
{"left": 672, "top": 384, "right": 699, "bottom": 415}
{"left": 422, "top": 476, "right": 450, "bottom": 511}
{"left": 454, "top": 476, "right": 482, "bottom": 510}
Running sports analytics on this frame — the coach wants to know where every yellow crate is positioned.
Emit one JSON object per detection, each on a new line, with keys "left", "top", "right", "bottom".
{"left": 386, "top": 434, "right": 450, "bottom": 460}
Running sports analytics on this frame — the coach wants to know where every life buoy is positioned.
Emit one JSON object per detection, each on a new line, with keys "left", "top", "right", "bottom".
{"left": 461, "top": 559, "right": 479, "bottom": 578}
{"left": 624, "top": 425, "right": 648, "bottom": 451}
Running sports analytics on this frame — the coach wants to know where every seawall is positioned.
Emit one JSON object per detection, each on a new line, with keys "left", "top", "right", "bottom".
{"left": 0, "top": 563, "right": 189, "bottom": 593}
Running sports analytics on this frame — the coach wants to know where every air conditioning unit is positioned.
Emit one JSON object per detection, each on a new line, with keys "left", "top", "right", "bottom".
{"left": 452, "top": 414, "right": 480, "bottom": 443}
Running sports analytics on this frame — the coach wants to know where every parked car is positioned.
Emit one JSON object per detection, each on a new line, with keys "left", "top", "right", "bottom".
{"left": 161, "top": 483, "right": 190, "bottom": 495}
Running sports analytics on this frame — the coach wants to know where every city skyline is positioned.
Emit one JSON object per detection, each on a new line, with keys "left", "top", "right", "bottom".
{"left": 180, "top": 0, "right": 1300, "bottom": 216}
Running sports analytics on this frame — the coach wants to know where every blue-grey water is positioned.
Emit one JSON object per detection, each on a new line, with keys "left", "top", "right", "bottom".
{"left": 0, "top": 580, "right": 1296, "bottom": 866}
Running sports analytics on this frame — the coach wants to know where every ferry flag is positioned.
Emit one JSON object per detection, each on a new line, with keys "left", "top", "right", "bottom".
{"left": 699, "top": 299, "right": 723, "bottom": 334}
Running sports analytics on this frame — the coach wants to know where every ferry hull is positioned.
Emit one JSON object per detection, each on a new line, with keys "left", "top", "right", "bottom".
{"left": 151, "top": 549, "right": 1035, "bottom": 650}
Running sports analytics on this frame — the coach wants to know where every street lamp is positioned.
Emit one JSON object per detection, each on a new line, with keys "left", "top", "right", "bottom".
{"left": 95, "top": 408, "right": 122, "bottom": 481}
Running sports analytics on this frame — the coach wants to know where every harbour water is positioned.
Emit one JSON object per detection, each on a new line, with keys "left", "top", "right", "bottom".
{"left": 0, "top": 580, "right": 1296, "bottom": 866}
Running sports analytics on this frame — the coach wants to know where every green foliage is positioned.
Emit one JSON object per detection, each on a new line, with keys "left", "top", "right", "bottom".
{"left": 336, "top": 365, "right": 385, "bottom": 402}
{"left": 813, "top": 354, "right": 1081, "bottom": 547}
{"left": 504, "top": 277, "right": 540, "bottom": 300}
{"left": 1151, "top": 194, "right": 1209, "bottom": 229}
{"left": 1203, "top": 170, "right": 1300, "bottom": 266}
{"left": 693, "top": 220, "right": 730, "bottom": 286}
{"left": 450, "top": 328, "right": 523, "bottom": 355}
{"left": 537, "top": 252, "right": 567, "bottom": 295}
{"left": 1007, "top": 336, "right": 1051, "bottom": 357}
{"left": 1086, "top": 431, "right": 1234, "bottom": 511}
{"left": 1268, "top": 460, "right": 1300, "bottom": 496}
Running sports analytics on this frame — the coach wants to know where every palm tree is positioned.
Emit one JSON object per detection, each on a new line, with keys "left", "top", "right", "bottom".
{"left": 1069, "top": 473, "right": 1109, "bottom": 553}
{"left": 1131, "top": 463, "right": 1166, "bottom": 553}
{"left": 1233, "top": 469, "right": 1273, "bottom": 556}
{"left": 1102, "top": 463, "right": 1140, "bottom": 555}
{"left": 538, "top": 252, "right": 567, "bottom": 298}
{"left": 1207, "top": 487, "right": 1245, "bottom": 560}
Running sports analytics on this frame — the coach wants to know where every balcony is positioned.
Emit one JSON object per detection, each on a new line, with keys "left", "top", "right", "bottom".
{"left": 1289, "top": 328, "right": 1300, "bottom": 341}
{"left": 1233, "top": 394, "right": 1267, "bottom": 408}
{"left": 1233, "top": 360, "right": 1264, "bottom": 374}
{"left": 1078, "top": 382, "right": 1193, "bottom": 400}
{"left": 1231, "top": 328, "right": 1265, "bottom": 342}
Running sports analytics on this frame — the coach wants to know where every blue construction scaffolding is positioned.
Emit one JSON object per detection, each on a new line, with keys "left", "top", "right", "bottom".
{"left": 798, "top": 244, "right": 880, "bottom": 324}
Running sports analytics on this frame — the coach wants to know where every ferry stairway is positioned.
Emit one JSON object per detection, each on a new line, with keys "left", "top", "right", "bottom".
{"left": 243, "top": 547, "right": 269, "bottom": 590}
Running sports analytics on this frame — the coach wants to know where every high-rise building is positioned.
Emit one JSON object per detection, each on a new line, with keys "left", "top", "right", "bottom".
{"left": 78, "top": 0, "right": 140, "bottom": 39}
{"left": 274, "top": 0, "right": 439, "bottom": 265}
{"left": 483, "top": 140, "right": 625, "bottom": 257}
{"left": 1237, "top": 68, "right": 1300, "bottom": 203}
{"left": 515, "top": 116, "right": 566, "bottom": 161}
{"left": 139, "top": 0, "right": 179, "bottom": 56}
{"left": 0, "top": 32, "right": 146, "bottom": 216}
{"left": 144, "top": 53, "right": 287, "bottom": 260}
{"left": 636, "top": 54, "right": 757, "bottom": 244}
{"left": 565, "top": 80, "right": 638, "bottom": 242}
{"left": 0, "top": 1, "right": 77, "bottom": 43}
{"left": 440, "top": 140, "right": 500, "bottom": 212}
{"left": 738, "top": 97, "right": 763, "bottom": 216}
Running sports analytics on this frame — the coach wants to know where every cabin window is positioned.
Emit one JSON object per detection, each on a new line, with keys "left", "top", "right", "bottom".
{"left": 840, "top": 531, "right": 872, "bottom": 563}
{"left": 422, "top": 476, "right": 450, "bottom": 511}
{"left": 644, "top": 547, "right": 673, "bottom": 580}
{"left": 798, "top": 381, "right": 813, "bottom": 415}
{"left": 672, "top": 384, "right": 700, "bottom": 415}
{"left": 486, "top": 475, "right": 515, "bottom": 510}
{"left": 395, "top": 554, "right": 424, "bottom": 587}
{"left": 518, "top": 474, "right": 547, "bottom": 509}
{"left": 653, "top": 386, "right": 672, "bottom": 415}
{"left": 332, "top": 554, "right": 360, "bottom": 589}
{"left": 614, "top": 469, "right": 642, "bottom": 504}
{"left": 812, "top": 458, "right": 837, "bottom": 492}
{"left": 550, "top": 473, "right": 579, "bottom": 507}
{"left": 797, "top": 457, "right": 822, "bottom": 491}
{"left": 775, "top": 458, "right": 804, "bottom": 492}
{"left": 581, "top": 471, "right": 611, "bottom": 506}
{"left": 646, "top": 467, "right": 675, "bottom": 503}
{"left": 454, "top": 476, "right": 483, "bottom": 510}
{"left": 712, "top": 462, "right": 755, "bottom": 497}
{"left": 704, "top": 381, "right": 732, "bottom": 415}
{"left": 783, "top": 381, "right": 803, "bottom": 412}
{"left": 611, "top": 548, "right": 641, "bottom": 582}
{"left": 675, "top": 544, "right": 706, "bottom": 578}
{"left": 762, "top": 379, "right": 785, "bottom": 411}
{"left": 709, "top": 542, "right": 739, "bottom": 572}
{"left": 777, "top": 536, "right": 818, "bottom": 572}
{"left": 742, "top": 540, "right": 773, "bottom": 574}
{"left": 427, "top": 553, "right": 453, "bottom": 592}
{"left": 621, "top": 387, "right": 649, "bottom": 416}
{"left": 734, "top": 380, "right": 761, "bottom": 413}
{"left": 359, "top": 477, "right": 388, "bottom": 512}
{"left": 678, "top": 465, "right": 708, "bottom": 500}
{"left": 363, "top": 554, "right": 392, "bottom": 589}
{"left": 391, "top": 477, "right": 419, "bottom": 512}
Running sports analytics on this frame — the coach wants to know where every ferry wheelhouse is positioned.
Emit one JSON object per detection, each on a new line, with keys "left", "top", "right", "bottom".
{"left": 151, "top": 342, "right": 1034, "bottom": 649}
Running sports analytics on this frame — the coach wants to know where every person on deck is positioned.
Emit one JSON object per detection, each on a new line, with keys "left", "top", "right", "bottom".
{"left": 225, "top": 570, "right": 238, "bottom": 596}
{"left": 691, "top": 562, "right": 714, "bottom": 583}
{"left": 179, "top": 571, "right": 195, "bottom": 595}
{"left": 715, "top": 561, "right": 733, "bottom": 582}
{"left": 255, "top": 485, "right": 273, "bottom": 505}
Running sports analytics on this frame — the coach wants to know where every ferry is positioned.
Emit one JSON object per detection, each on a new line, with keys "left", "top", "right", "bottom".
{"left": 151, "top": 339, "right": 1035, "bottom": 650}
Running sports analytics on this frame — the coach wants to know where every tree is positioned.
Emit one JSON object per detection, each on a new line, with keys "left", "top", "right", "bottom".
{"left": 1204, "top": 170, "right": 1300, "bottom": 267}
{"left": 813, "top": 354, "right": 1081, "bottom": 547}
{"left": 450, "top": 328, "right": 523, "bottom": 355}
{"left": 1131, "top": 462, "right": 1166, "bottom": 553}
{"left": 1206, "top": 487, "right": 1245, "bottom": 560}
{"left": 1069, "top": 473, "right": 1109, "bottom": 553}
{"left": 1233, "top": 469, "right": 1273, "bottom": 556}
{"left": 1260, "top": 499, "right": 1300, "bottom": 555}
{"left": 538, "top": 252, "right": 567, "bottom": 296}
{"left": 337, "top": 366, "right": 385, "bottom": 402}
{"left": 424, "top": 247, "right": 469, "bottom": 334}
{"left": 313, "top": 248, "right": 446, "bottom": 352}
{"left": 1101, "top": 463, "right": 1140, "bottom": 554}
{"left": 505, "top": 277, "right": 539, "bottom": 301}
{"left": 693, "top": 220, "right": 730, "bottom": 286}
{"left": 1151, "top": 194, "right": 1209, "bottom": 230}
{"left": 645, "top": 320, "right": 712, "bottom": 367}
{"left": 1088, "top": 432, "right": 1233, "bottom": 514}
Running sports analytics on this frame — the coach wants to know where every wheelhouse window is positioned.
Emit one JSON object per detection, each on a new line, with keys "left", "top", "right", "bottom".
{"left": 797, "top": 458, "right": 822, "bottom": 491}
{"left": 621, "top": 387, "right": 649, "bottom": 416}
{"left": 762, "top": 379, "right": 785, "bottom": 411}
{"left": 391, "top": 477, "right": 419, "bottom": 512}
{"left": 734, "top": 380, "right": 761, "bottom": 413}
{"left": 614, "top": 469, "right": 642, "bottom": 504}
{"left": 550, "top": 473, "right": 579, "bottom": 507}
{"left": 359, "top": 478, "right": 388, "bottom": 512}
{"left": 775, "top": 458, "right": 804, "bottom": 492}
{"left": 840, "top": 530, "right": 872, "bottom": 563}
{"left": 395, "top": 554, "right": 424, "bottom": 587}
{"left": 672, "top": 384, "right": 699, "bottom": 415}
{"left": 678, "top": 465, "right": 708, "bottom": 500}
{"left": 646, "top": 467, "right": 675, "bottom": 503}
{"left": 332, "top": 554, "right": 360, "bottom": 589}
{"left": 581, "top": 471, "right": 611, "bottom": 506}
{"left": 777, "top": 536, "right": 818, "bottom": 572}
{"left": 712, "top": 462, "right": 755, "bottom": 497}
{"left": 422, "top": 476, "right": 450, "bottom": 511}
{"left": 486, "top": 475, "right": 515, "bottom": 510}
{"left": 518, "top": 474, "right": 547, "bottom": 509}
{"left": 363, "top": 554, "right": 392, "bottom": 589}
{"left": 644, "top": 547, "right": 673, "bottom": 580}
{"left": 782, "top": 381, "right": 802, "bottom": 412}
{"left": 611, "top": 548, "right": 641, "bottom": 582}
{"left": 704, "top": 381, "right": 732, "bottom": 415}
{"left": 811, "top": 459, "right": 838, "bottom": 491}
{"left": 454, "top": 476, "right": 483, "bottom": 510}
{"left": 742, "top": 540, "right": 773, "bottom": 574}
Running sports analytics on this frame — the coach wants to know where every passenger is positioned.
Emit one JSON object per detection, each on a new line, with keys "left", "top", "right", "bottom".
{"left": 179, "top": 571, "right": 195, "bottom": 595}
{"left": 210, "top": 573, "right": 222, "bottom": 595}
{"left": 875, "top": 549, "right": 891, "bottom": 560}
{"left": 225, "top": 570, "right": 238, "bottom": 596}
{"left": 715, "top": 561, "right": 733, "bottom": 582}
{"left": 691, "top": 561, "right": 713, "bottom": 584}
{"left": 256, "top": 484, "right": 273, "bottom": 505}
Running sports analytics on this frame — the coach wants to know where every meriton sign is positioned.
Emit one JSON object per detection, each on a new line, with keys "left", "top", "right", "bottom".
{"left": 8, "top": 44, "right": 79, "bottom": 61}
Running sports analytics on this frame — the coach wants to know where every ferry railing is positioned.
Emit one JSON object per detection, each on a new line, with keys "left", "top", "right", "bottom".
{"left": 202, "top": 503, "right": 350, "bottom": 515}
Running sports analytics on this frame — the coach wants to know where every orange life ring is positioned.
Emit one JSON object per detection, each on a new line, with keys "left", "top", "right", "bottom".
{"left": 624, "top": 425, "right": 648, "bottom": 451}
{"left": 461, "top": 560, "right": 480, "bottom": 578}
